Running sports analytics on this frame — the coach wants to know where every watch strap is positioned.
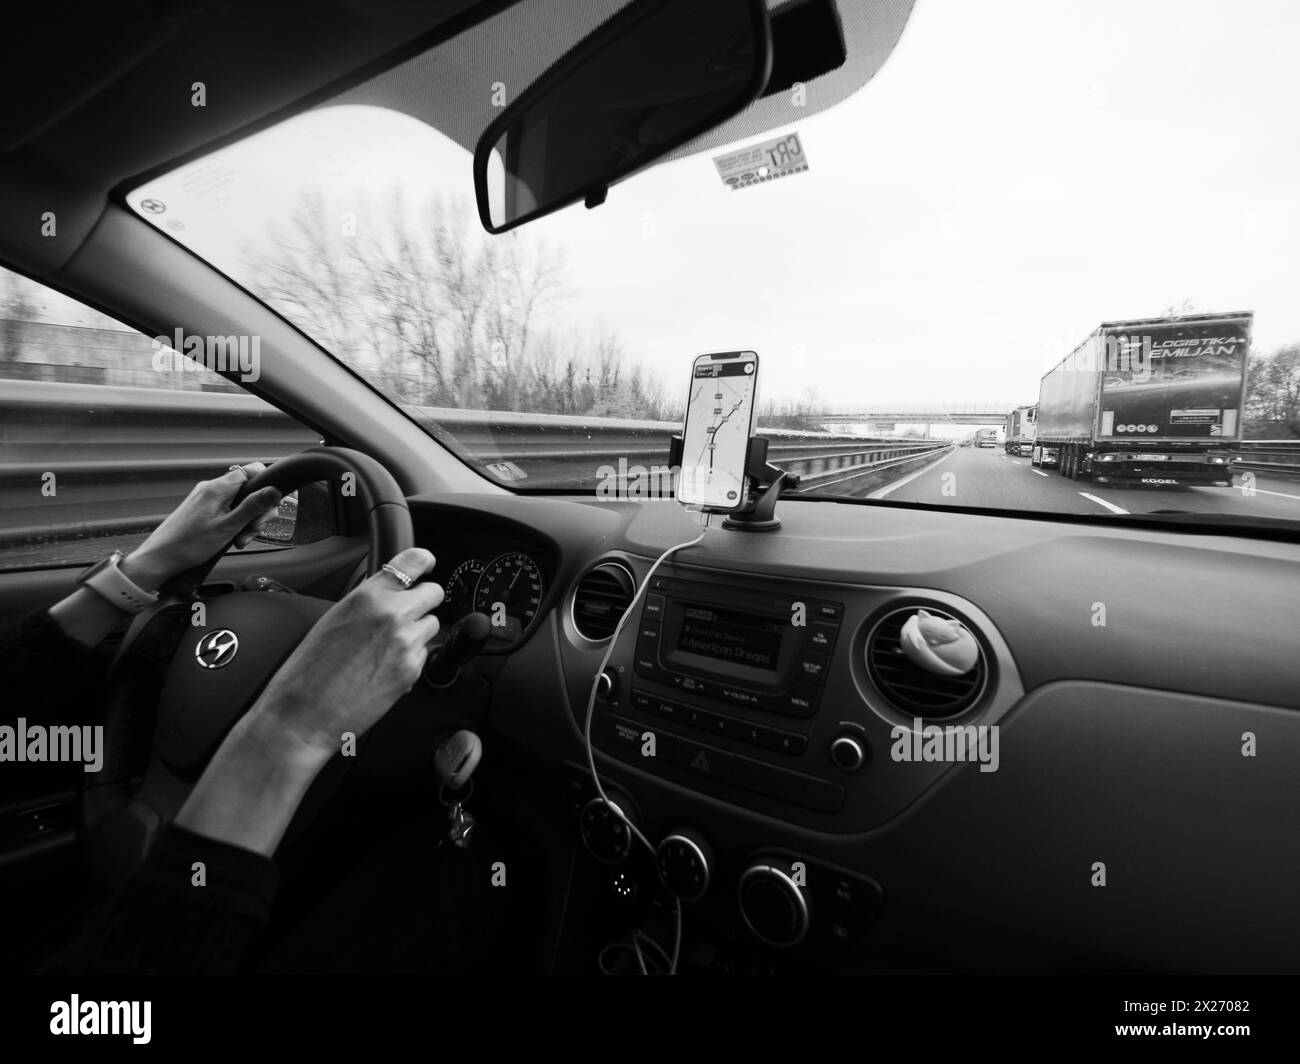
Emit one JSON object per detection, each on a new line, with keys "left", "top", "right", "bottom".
{"left": 80, "top": 552, "right": 160, "bottom": 614}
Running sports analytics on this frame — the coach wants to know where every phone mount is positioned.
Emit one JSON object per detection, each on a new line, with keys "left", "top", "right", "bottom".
{"left": 669, "top": 434, "right": 799, "bottom": 532}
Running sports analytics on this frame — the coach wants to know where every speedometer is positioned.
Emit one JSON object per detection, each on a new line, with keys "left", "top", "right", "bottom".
{"left": 442, "top": 559, "right": 486, "bottom": 620}
{"left": 473, "top": 552, "right": 544, "bottom": 642}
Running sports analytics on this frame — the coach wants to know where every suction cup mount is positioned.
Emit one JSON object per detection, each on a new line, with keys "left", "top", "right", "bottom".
{"left": 669, "top": 434, "right": 798, "bottom": 532}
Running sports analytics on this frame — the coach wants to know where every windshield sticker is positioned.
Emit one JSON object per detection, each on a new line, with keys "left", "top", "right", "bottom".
{"left": 486, "top": 461, "right": 527, "bottom": 481}
{"left": 713, "top": 132, "right": 808, "bottom": 191}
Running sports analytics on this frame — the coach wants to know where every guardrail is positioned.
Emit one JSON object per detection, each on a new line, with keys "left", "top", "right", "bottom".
{"left": 1233, "top": 440, "right": 1300, "bottom": 474}
{"left": 790, "top": 443, "right": 949, "bottom": 493}
{"left": 0, "top": 380, "right": 950, "bottom": 557}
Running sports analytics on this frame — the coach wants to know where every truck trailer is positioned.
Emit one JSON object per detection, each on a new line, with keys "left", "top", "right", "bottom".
{"left": 1032, "top": 312, "right": 1251, "bottom": 486}
{"left": 1004, "top": 404, "right": 1036, "bottom": 456}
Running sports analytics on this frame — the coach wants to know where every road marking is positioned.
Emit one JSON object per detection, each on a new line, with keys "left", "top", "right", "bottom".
{"left": 1011, "top": 460, "right": 1022, "bottom": 465}
{"left": 1031, "top": 469, "right": 1049, "bottom": 477}
{"left": 869, "top": 447, "right": 956, "bottom": 499}
{"left": 1078, "top": 492, "right": 1129, "bottom": 515}
{"left": 1253, "top": 488, "right": 1300, "bottom": 502}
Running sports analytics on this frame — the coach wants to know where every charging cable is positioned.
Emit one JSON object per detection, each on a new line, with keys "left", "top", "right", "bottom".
{"left": 583, "top": 510, "right": 711, "bottom": 974}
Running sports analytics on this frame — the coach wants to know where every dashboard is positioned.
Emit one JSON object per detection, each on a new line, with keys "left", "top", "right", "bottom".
{"left": 405, "top": 493, "right": 1300, "bottom": 971}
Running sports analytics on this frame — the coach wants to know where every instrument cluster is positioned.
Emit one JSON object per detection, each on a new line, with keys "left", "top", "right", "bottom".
{"left": 437, "top": 549, "right": 546, "bottom": 649}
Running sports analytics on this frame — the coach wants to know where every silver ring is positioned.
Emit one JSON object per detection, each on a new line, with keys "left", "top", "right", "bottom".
{"left": 382, "top": 563, "right": 414, "bottom": 588}
{"left": 228, "top": 464, "right": 251, "bottom": 481}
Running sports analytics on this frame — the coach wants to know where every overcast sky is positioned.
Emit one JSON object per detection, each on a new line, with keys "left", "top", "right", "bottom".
{"left": 132, "top": 0, "right": 1300, "bottom": 412}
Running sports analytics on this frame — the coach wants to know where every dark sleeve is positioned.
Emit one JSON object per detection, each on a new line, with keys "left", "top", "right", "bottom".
{"left": 83, "top": 823, "right": 280, "bottom": 974}
{"left": 0, "top": 606, "right": 112, "bottom": 709}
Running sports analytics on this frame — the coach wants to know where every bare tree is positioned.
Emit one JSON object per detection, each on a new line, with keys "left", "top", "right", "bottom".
{"left": 241, "top": 188, "right": 674, "bottom": 419}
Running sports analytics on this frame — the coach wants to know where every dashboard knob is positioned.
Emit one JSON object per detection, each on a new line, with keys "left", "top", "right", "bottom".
{"left": 580, "top": 796, "right": 636, "bottom": 865}
{"left": 739, "top": 859, "right": 810, "bottom": 948}
{"left": 830, "top": 735, "right": 867, "bottom": 772}
{"left": 656, "top": 830, "right": 712, "bottom": 902}
{"left": 596, "top": 669, "right": 616, "bottom": 699}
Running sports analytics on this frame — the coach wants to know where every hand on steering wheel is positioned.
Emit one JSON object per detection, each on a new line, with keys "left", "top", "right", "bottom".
{"left": 125, "top": 462, "right": 283, "bottom": 590}
{"left": 248, "top": 546, "right": 444, "bottom": 763}
{"left": 173, "top": 545, "right": 444, "bottom": 856}
{"left": 83, "top": 446, "right": 430, "bottom": 873}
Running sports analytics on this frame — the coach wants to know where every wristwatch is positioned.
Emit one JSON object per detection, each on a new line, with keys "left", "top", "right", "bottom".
{"left": 75, "top": 551, "right": 161, "bottom": 614}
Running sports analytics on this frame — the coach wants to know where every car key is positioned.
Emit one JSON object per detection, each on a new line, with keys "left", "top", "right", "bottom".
{"left": 432, "top": 729, "right": 482, "bottom": 788}
{"left": 440, "top": 778, "right": 476, "bottom": 849}
{"left": 433, "top": 730, "right": 482, "bottom": 849}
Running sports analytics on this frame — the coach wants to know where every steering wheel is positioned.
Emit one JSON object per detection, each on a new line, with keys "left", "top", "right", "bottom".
{"left": 79, "top": 446, "right": 413, "bottom": 888}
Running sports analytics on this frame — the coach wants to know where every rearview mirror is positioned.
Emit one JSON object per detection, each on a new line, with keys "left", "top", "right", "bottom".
{"left": 473, "top": 0, "right": 772, "bottom": 234}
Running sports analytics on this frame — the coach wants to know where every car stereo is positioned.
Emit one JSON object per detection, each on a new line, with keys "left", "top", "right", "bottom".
{"left": 595, "top": 572, "right": 847, "bottom": 816}
{"left": 634, "top": 574, "right": 840, "bottom": 717}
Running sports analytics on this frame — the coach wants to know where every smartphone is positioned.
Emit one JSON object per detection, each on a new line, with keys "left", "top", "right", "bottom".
{"left": 677, "top": 350, "right": 759, "bottom": 512}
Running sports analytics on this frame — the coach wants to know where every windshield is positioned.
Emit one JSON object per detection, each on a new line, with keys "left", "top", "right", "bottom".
{"left": 127, "top": 0, "right": 1300, "bottom": 524}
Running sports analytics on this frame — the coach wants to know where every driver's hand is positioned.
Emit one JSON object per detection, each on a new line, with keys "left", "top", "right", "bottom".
{"left": 249, "top": 547, "right": 443, "bottom": 762}
{"left": 127, "top": 463, "right": 283, "bottom": 589}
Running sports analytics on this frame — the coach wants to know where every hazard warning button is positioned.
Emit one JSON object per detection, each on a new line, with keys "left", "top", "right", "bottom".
{"left": 672, "top": 739, "right": 733, "bottom": 784}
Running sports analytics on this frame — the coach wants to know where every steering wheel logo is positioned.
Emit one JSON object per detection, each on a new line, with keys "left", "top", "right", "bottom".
{"left": 195, "top": 629, "right": 240, "bottom": 669}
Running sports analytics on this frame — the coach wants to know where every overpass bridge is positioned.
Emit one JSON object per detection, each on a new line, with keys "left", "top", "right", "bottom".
{"left": 817, "top": 404, "right": 1016, "bottom": 432}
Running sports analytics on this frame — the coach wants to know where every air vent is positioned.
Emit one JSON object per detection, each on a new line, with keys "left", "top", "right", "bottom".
{"left": 865, "top": 606, "right": 987, "bottom": 718}
{"left": 571, "top": 562, "right": 636, "bottom": 642}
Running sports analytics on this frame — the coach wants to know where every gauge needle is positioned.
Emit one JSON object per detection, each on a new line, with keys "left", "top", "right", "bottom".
{"left": 503, "top": 566, "right": 523, "bottom": 603}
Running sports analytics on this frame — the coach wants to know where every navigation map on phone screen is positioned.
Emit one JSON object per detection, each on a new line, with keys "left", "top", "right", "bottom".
{"left": 678, "top": 352, "right": 758, "bottom": 511}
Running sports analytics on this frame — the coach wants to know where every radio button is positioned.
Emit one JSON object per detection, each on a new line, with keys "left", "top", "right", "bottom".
{"left": 657, "top": 699, "right": 687, "bottom": 724}
{"left": 795, "top": 655, "right": 829, "bottom": 683}
{"left": 693, "top": 709, "right": 730, "bottom": 737}
{"left": 601, "top": 716, "right": 642, "bottom": 749}
{"left": 718, "top": 685, "right": 761, "bottom": 708}
{"left": 633, "top": 693, "right": 681, "bottom": 722}
{"left": 672, "top": 674, "right": 713, "bottom": 699}
{"left": 598, "top": 714, "right": 674, "bottom": 763}
{"left": 682, "top": 705, "right": 709, "bottom": 729}
{"left": 639, "top": 623, "right": 661, "bottom": 643}
{"left": 643, "top": 594, "right": 665, "bottom": 620}
{"left": 673, "top": 739, "right": 733, "bottom": 783}
{"left": 814, "top": 601, "right": 844, "bottom": 620}
{"left": 754, "top": 726, "right": 808, "bottom": 756}
{"left": 807, "top": 622, "right": 838, "bottom": 650}
{"left": 634, "top": 655, "right": 662, "bottom": 677}
{"left": 779, "top": 686, "right": 820, "bottom": 718}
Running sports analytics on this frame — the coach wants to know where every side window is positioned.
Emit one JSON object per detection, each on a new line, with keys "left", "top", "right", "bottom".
{"left": 0, "top": 266, "right": 328, "bottom": 571}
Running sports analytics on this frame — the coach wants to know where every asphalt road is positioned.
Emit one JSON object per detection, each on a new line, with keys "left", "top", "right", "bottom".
{"left": 871, "top": 444, "right": 1300, "bottom": 521}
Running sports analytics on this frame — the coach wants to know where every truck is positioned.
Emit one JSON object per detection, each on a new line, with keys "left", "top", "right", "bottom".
{"left": 974, "top": 428, "right": 998, "bottom": 448}
{"left": 1032, "top": 311, "right": 1251, "bottom": 487}
{"left": 1004, "top": 404, "right": 1037, "bottom": 456}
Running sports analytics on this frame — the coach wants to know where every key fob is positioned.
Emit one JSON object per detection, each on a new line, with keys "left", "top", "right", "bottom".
{"left": 433, "top": 730, "right": 483, "bottom": 789}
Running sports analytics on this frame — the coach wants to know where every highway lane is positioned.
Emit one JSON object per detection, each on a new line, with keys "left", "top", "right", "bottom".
{"left": 871, "top": 445, "right": 1300, "bottom": 522}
